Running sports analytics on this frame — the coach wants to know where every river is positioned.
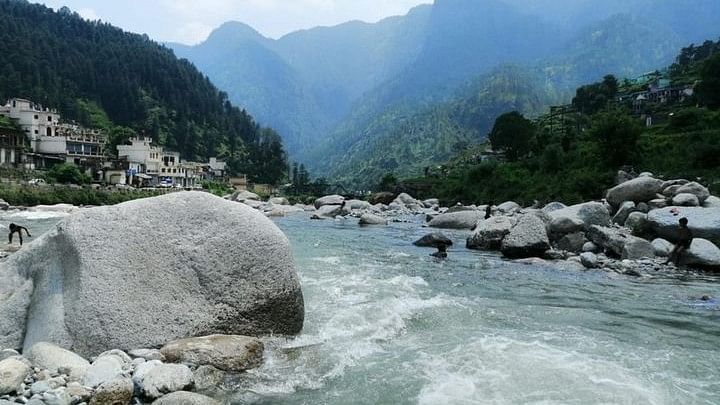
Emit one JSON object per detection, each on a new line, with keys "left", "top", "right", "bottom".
{"left": 4, "top": 211, "right": 719, "bottom": 404}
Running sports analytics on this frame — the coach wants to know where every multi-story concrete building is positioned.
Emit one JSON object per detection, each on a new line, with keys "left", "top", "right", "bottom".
{"left": 116, "top": 136, "right": 200, "bottom": 188}
{"left": 0, "top": 98, "right": 60, "bottom": 152}
{"left": 0, "top": 98, "right": 107, "bottom": 173}
{"left": 0, "top": 119, "right": 25, "bottom": 167}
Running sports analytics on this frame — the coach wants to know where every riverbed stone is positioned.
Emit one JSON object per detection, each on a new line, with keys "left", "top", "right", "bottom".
{"left": 704, "top": 195, "right": 720, "bottom": 208}
{"left": 137, "top": 363, "right": 193, "bottom": 399}
{"left": 0, "top": 192, "right": 304, "bottom": 358}
{"left": 621, "top": 238, "right": 655, "bottom": 260}
{"left": 42, "top": 387, "right": 72, "bottom": 405}
{"left": 557, "top": 232, "right": 585, "bottom": 253}
{"left": 612, "top": 201, "right": 636, "bottom": 225}
{"left": 414, "top": 233, "right": 453, "bottom": 248}
{"left": 128, "top": 349, "right": 164, "bottom": 362}
{"left": 89, "top": 376, "right": 133, "bottom": 405}
{"left": 580, "top": 252, "right": 599, "bottom": 269}
{"left": 647, "top": 207, "right": 720, "bottom": 245}
{"left": 346, "top": 200, "right": 371, "bottom": 210}
{"left": 466, "top": 216, "right": 514, "bottom": 250}
{"left": 683, "top": 238, "right": 720, "bottom": 269}
{"left": 606, "top": 177, "right": 664, "bottom": 207}
{"left": 359, "top": 214, "right": 388, "bottom": 226}
{"left": 674, "top": 182, "right": 710, "bottom": 204}
{"left": 83, "top": 354, "right": 124, "bottom": 388}
{"left": 648, "top": 198, "right": 668, "bottom": 210}
{"left": 313, "top": 204, "right": 343, "bottom": 219}
{"left": 548, "top": 202, "right": 611, "bottom": 232}
{"left": 625, "top": 212, "right": 649, "bottom": 236}
{"left": 652, "top": 238, "right": 673, "bottom": 257}
{"left": 160, "top": 335, "right": 263, "bottom": 372}
{"left": 541, "top": 202, "right": 566, "bottom": 213}
{"left": 25, "top": 343, "right": 89, "bottom": 380}
{"left": 0, "top": 357, "right": 30, "bottom": 395}
{"left": 582, "top": 242, "right": 598, "bottom": 253}
{"left": 153, "top": 391, "right": 221, "bottom": 405}
{"left": 428, "top": 211, "right": 484, "bottom": 230}
{"left": 500, "top": 215, "right": 550, "bottom": 259}
{"left": 672, "top": 193, "right": 700, "bottom": 207}
{"left": 269, "top": 197, "right": 289, "bottom": 206}
{"left": 496, "top": 201, "right": 520, "bottom": 214}
{"left": 314, "top": 195, "right": 344, "bottom": 209}
{"left": 231, "top": 190, "right": 260, "bottom": 202}
{"left": 422, "top": 199, "right": 440, "bottom": 208}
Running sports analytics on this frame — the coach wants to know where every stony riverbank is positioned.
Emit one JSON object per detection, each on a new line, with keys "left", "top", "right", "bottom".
{"left": 231, "top": 172, "right": 720, "bottom": 276}
{"left": 0, "top": 335, "right": 261, "bottom": 405}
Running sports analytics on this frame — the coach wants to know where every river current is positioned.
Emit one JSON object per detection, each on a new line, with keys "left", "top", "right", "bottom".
{"left": 5, "top": 210, "right": 719, "bottom": 404}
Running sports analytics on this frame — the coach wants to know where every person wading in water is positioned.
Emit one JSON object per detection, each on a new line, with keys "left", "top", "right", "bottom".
{"left": 8, "top": 223, "right": 31, "bottom": 246}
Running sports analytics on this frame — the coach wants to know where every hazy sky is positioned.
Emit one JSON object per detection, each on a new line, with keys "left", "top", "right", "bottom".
{"left": 39, "top": 0, "right": 433, "bottom": 45}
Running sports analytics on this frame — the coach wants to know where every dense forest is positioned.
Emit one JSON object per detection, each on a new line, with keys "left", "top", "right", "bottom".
{"left": 0, "top": 0, "right": 287, "bottom": 184}
{"left": 396, "top": 39, "right": 720, "bottom": 205}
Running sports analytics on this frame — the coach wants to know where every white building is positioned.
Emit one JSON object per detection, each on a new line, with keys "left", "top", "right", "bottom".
{"left": 117, "top": 136, "right": 199, "bottom": 188}
{"left": 0, "top": 98, "right": 60, "bottom": 152}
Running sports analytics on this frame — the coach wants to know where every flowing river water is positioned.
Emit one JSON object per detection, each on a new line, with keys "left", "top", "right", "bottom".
{"left": 4, "top": 210, "right": 719, "bottom": 404}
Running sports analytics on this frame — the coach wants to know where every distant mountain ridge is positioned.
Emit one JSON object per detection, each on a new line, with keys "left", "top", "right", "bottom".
{"left": 169, "top": 0, "right": 720, "bottom": 188}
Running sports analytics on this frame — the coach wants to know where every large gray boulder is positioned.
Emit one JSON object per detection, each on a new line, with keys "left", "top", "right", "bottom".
{"left": 497, "top": 201, "right": 521, "bottom": 214}
{"left": 0, "top": 192, "right": 304, "bottom": 358}
{"left": 466, "top": 216, "right": 514, "bottom": 250}
{"left": 313, "top": 204, "right": 343, "bottom": 219}
{"left": 541, "top": 202, "right": 567, "bottom": 214}
{"left": 314, "top": 195, "right": 345, "bottom": 209}
{"left": 703, "top": 195, "right": 720, "bottom": 208}
{"left": 500, "top": 215, "right": 551, "bottom": 259}
{"left": 684, "top": 239, "right": 720, "bottom": 269}
{"left": 647, "top": 207, "right": 720, "bottom": 246}
{"left": 672, "top": 193, "right": 700, "bottom": 207}
{"left": 414, "top": 233, "right": 453, "bottom": 248}
{"left": 346, "top": 200, "right": 371, "bottom": 211}
{"left": 587, "top": 226, "right": 636, "bottom": 258}
{"left": 231, "top": 190, "right": 260, "bottom": 202}
{"left": 359, "top": 214, "right": 388, "bottom": 226}
{"left": 606, "top": 177, "right": 664, "bottom": 207}
{"left": 548, "top": 202, "right": 611, "bottom": 235}
{"left": 160, "top": 334, "right": 263, "bottom": 372}
{"left": 674, "top": 182, "right": 710, "bottom": 204}
{"left": 621, "top": 238, "right": 655, "bottom": 260}
{"left": 625, "top": 212, "right": 650, "bottom": 236}
{"left": 89, "top": 377, "right": 133, "bottom": 405}
{"left": 428, "top": 211, "right": 484, "bottom": 230}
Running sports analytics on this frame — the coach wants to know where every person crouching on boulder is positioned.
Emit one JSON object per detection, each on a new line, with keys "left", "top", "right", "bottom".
{"left": 8, "top": 223, "right": 31, "bottom": 246}
{"left": 665, "top": 217, "right": 693, "bottom": 266}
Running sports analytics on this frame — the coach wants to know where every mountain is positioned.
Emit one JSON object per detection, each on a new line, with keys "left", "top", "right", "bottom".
{"left": 170, "top": 0, "right": 720, "bottom": 189}
{"left": 0, "top": 0, "right": 287, "bottom": 184}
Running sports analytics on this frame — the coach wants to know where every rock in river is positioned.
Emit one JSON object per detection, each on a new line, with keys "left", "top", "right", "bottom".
{"left": 0, "top": 192, "right": 304, "bottom": 358}
{"left": 500, "top": 215, "right": 551, "bottom": 259}
{"left": 428, "top": 211, "right": 484, "bottom": 230}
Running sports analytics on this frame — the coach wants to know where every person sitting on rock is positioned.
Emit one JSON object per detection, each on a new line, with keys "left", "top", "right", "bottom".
{"left": 665, "top": 217, "right": 693, "bottom": 266}
{"left": 485, "top": 203, "right": 493, "bottom": 220}
{"left": 8, "top": 223, "right": 31, "bottom": 246}
{"left": 431, "top": 243, "right": 448, "bottom": 259}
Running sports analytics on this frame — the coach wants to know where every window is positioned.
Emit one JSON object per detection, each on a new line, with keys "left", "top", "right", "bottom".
{"left": 34, "top": 130, "right": 38, "bottom": 134}
{"left": 46, "top": 128, "right": 52, "bottom": 136}
{"left": 47, "top": 116, "right": 52, "bottom": 122}
{"left": 34, "top": 115, "right": 38, "bottom": 119}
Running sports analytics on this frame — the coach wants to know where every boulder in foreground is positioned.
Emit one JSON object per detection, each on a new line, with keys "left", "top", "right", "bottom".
{"left": 0, "top": 192, "right": 304, "bottom": 358}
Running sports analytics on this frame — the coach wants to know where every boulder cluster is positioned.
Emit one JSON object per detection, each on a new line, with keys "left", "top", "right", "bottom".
{"left": 0, "top": 334, "right": 263, "bottom": 404}
{"left": 452, "top": 172, "right": 719, "bottom": 272}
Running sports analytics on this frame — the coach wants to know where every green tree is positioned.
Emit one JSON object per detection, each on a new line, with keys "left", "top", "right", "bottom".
{"left": 378, "top": 173, "right": 398, "bottom": 192}
{"left": 48, "top": 163, "right": 91, "bottom": 184}
{"left": 588, "top": 108, "right": 643, "bottom": 168}
{"left": 488, "top": 111, "right": 536, "bottom": 161}
{"left": 696, "top": 53, "right": 720, "bottom": 109}
{"left": 572, "top": 75, "right": 619, "bottom": 115}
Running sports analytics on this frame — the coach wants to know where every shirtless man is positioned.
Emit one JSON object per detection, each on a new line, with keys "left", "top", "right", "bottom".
{"left": 8, "top": 223, "right": 31, "bottom": 246}
{"left": 665, "top": 218, "right": 693, "bottom": 266}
